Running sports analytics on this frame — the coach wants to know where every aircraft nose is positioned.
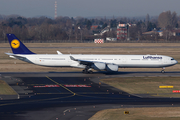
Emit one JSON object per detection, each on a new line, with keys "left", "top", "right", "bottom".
{"left": 175, "top": 60, "right": 178, "bottom": 64}
{"left": 173, "top": 60, "right": 178, "bottom": 64}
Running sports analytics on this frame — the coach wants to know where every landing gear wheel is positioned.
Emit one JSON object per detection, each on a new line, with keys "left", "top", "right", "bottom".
{"left": 85, "top": 70, "right": 89, "bottom": 74}
{"left": 161, "top": 70, "right": 165, "bottom": 73}
{"left": 88, "top": 70, "right": 93, "bottom": 74}
{"left": 82, "top": 69, "right": 93, "bottom": 74}
{"left": 82, "top": 70, "right": 88, "bottom": 74}
{"left": 161, "top": 67, "right": 165, "bottom": 74}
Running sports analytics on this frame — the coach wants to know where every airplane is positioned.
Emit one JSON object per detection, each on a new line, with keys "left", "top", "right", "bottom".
{"left": 6, "top": 34, "right": 178, "bottom": 74}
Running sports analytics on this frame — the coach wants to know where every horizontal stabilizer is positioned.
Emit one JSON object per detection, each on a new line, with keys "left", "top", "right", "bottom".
{"left": 5, "top": 53, "right": 26, "bottom": 59}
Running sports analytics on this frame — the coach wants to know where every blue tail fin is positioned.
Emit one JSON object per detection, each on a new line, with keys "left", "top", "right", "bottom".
{"left": 6, "top": 34, "right": 35, "bottom": 54}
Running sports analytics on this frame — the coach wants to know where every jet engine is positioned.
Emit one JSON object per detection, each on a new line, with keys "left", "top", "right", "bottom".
{"left": 91, "top": 63, "right": 118, "bottom": 72}
{"left": 106, "top": 64, "right": 118, "bottom": 72}
{"left": 91, "top": 63, "right": 106, "bottom": 70}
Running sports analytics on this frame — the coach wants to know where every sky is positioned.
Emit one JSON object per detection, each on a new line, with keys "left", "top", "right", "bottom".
{"left": 0, "top": 0, "right": 180, "bottom": 18}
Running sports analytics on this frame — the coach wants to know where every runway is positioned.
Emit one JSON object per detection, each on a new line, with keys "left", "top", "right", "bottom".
{"left": 0, "top": 71, "right": 180, "bottom": 120}
{"left": 1, "top": 71, "right": 180, "bottom": 77}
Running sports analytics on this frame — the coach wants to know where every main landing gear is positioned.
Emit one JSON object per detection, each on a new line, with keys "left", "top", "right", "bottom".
{"left": 82, "top": 67, "right": 93, "bottom": 74}
{"left": 161, "top": 67, "right": 165, "bottom": 73}
{"left": 82, "top": 69, "right": 93, "bottom": 74}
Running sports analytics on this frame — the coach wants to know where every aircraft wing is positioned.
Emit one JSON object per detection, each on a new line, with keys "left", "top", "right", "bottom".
{"left": 70, "top": 56, "right": 119, "bottom": 72}
{"left": 70, "top": 56, "right": 95, "bottom": 65}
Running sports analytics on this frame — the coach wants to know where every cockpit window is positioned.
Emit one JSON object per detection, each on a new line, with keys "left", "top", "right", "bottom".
{"left": 171, "top": 58, "right": 175, "bottom": 60}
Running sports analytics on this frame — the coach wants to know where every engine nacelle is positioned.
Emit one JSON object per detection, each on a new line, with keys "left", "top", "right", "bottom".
{"left": 91, "top": 63, "right": 106, "bottom": 70}
{"left": 106, "top": 64, "right": 118, "bottom": 72}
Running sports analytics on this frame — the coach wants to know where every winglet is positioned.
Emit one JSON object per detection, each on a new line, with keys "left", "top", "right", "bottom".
{"left": 57, "top": 51, "right": 63, "bottom": 55}
{"left": 6, "top": 34, "right": 35, "bottom": 54}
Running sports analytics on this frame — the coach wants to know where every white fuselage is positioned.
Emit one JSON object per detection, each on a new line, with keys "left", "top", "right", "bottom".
{"left": 14, "top": 54, "right": 178, "bottom": 69}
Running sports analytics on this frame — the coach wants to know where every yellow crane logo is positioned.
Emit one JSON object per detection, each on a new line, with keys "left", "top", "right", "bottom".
{"left": 11, "top": 39, "right": 20, "bottom": 49}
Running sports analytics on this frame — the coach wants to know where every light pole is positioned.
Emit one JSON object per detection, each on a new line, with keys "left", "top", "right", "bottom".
{"left": 127, "top": 23, "right": 130, "bottom": 41}
{"left": 78, "top": 26, "right": 82, "bottom": 42}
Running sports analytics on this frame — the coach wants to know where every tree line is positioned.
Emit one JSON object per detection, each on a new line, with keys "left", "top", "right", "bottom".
{"left": 0, "top": 11, "right": 180, "bottom": 42}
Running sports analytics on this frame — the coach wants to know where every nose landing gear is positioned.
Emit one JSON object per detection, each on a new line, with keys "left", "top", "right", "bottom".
{"left": 161, "top": 67, "right": 165, "bottom": 73}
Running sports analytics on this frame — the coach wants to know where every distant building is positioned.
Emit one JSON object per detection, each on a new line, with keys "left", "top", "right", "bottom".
{"left": 170, "top": 29, "right": 180, "bottom": 36}
{"left": 91, "top": 25, "right": 99, "bottom": 30}
{"left": 94, "top": 26, "right": 114, "bottom": 36}
{"left": 106, "top": 37, "right": 117, "bottom": 41}
{"left": 91, "top": 25, "right": 102, "bottom": 30}
{"left": 117, "top": 23, "right": 128, "bottom": 40}
{"left": 127, "top": 23, "right": 136, "bottom": 27}
{"left": 99, "top": 26, "right": 111, "bottom": 35}
{"left": 143, "top": 29, "right": 180, "bottom": 37}
{"left": 158, "top": 31, "right": 163, "bottom": 37}
{"left": 142, "top": 30, "right": 158, "bottom": 36}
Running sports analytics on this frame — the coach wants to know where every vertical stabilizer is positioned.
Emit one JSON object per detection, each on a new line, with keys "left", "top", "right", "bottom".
{"left": 6, "top": 34, "right": 35, "bottom": 54}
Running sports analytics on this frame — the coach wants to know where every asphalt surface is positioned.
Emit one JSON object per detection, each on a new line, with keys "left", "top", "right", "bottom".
{"left": 0, "top": 71, "right": 180, "bottom": 120}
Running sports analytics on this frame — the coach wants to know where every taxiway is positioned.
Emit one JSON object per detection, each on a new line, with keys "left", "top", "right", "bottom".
{"left": 0, "top": 71, "right": 180, "bottom": 120}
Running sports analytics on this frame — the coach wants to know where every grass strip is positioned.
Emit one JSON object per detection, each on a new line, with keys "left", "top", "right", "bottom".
{"left": 89, "top": 107, "right": 180, "bottom": 120}
{"left": 0, "top": 80, "right": 17, "bottom": 95}
{"left": 101, "top": 77, "right": 180, "bottom": 97}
